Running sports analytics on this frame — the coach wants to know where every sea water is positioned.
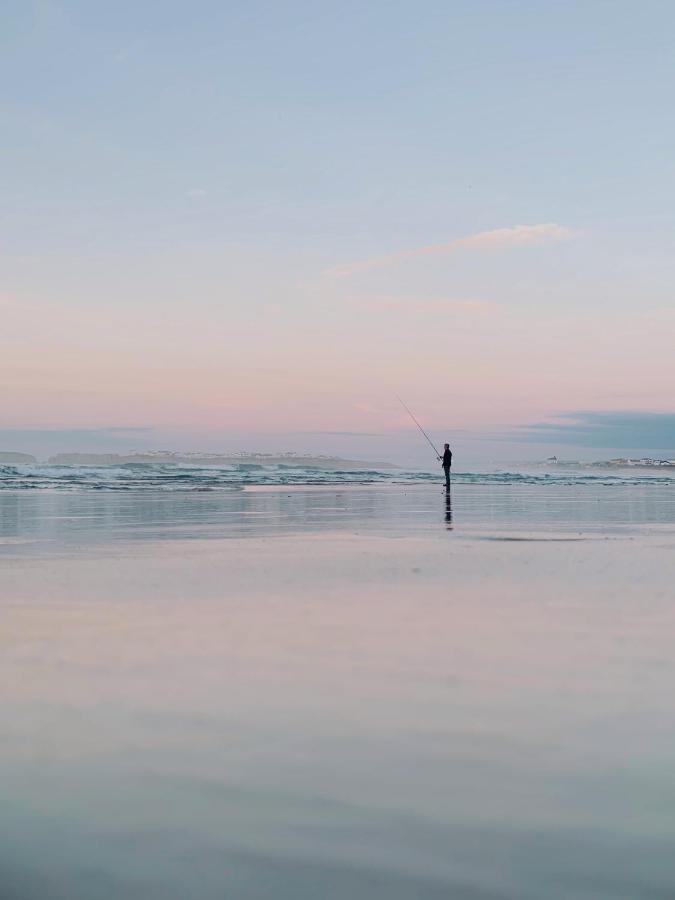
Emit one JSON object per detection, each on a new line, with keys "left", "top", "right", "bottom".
{"left": 2, "top": 461, "right": 675, "bottom": 491}
{"left": 1, "top": 473, "right": 674, "bottom": 899}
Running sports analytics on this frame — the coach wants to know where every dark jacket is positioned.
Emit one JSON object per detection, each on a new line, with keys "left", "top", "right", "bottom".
{"left": 442, "top": 449, "right": 452, "bottom": 468}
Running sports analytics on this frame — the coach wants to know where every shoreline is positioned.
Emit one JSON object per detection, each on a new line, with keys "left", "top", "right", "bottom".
{"left": 2, "top": 502, "right": 674, "bottom": 898}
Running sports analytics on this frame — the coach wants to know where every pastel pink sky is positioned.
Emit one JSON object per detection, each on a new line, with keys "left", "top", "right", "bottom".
{"left": 3, "top": 219, "right": 674, "bottom": 462}
{"left": 4, "top": 1, "right": 675, "bottom": 461}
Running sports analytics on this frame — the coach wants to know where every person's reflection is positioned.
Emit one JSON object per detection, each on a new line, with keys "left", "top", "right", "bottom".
{"left": 444, "top": 487, "right": 453, "bottom": 530}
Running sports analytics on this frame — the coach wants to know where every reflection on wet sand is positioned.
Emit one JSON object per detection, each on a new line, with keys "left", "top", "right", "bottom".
{"left": 1, "top": 485, "right": 675, "bottom": 898}
{"left": 444, "top": 487, "right": 453, "bottom": 529}
{"left": 2, "top": 522, "right": 675, "bottom": 898}
{"left": 2, "top": 481, "right": 675, "bottom": 556}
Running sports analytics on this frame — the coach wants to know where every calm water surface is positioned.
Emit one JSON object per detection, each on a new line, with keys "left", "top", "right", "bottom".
{"left": 1, "top": 484, "right": 674, "bottom": 899}
{"left": 1, "top": 480, "right": 675, "bottom": 550}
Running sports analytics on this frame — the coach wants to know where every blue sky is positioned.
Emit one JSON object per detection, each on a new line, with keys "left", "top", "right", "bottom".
{"left": 2, "top": 1, "right": 674, "bottom": 463}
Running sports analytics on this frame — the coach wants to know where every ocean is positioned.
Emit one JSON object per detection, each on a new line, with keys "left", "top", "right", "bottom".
{"left": 1, "top": 468, "right": 674, "bottom": 898}
{"left": 2, "top": 461, "right": 675, "bottom": 491}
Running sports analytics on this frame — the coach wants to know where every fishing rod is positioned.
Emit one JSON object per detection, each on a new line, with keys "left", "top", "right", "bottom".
{"left": 396, "top": 396, "right": 441, "bottom": 460}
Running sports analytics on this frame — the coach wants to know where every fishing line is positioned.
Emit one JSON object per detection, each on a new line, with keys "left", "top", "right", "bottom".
{"left": 396, "top": 396, "right": 441, "bottom": 460}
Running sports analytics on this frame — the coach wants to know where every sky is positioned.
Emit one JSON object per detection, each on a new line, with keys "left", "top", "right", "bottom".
{"left": 2, "top": 0, "right": 675, "bottom": 464}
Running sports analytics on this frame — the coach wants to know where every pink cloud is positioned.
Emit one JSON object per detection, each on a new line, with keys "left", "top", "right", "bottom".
{"left": 326, "top": 223, "right": 575, "bottom": 277}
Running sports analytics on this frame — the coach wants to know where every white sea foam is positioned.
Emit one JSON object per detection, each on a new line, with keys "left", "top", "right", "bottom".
{"left": 1, "top": 462, "right": 675, "bottom": 491}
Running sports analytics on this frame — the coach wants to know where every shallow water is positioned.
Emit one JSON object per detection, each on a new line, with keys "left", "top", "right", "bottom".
{"left": 1, "top": 480, "right": 675, "bottom": 554}
{"left": 1, "top": 484, "right": 674, "bottom": 898}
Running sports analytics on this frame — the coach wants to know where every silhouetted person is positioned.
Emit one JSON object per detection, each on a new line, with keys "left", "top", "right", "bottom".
{"left": 441, "top": 443, "right": 452, "bottom": 490}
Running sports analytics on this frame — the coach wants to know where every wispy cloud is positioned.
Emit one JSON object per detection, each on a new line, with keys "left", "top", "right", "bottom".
{"left": 0, "top": 427, "right": 152, "bottom": 438}
{"left": 295, "top": 431, "right": 390, "bottom": 437}
{"left": 511, "top": 411, "right": 675, "bottom": 451}
{"left": 326, "top": 223, "right": 575, "bottom": 278}
{"left": 362, "top": 295, "right": 497, "bottom": 314}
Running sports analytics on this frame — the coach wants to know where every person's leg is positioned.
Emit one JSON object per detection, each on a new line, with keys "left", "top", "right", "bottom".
{"left": 444, "top": 466, "right": 450, "bottom": 489}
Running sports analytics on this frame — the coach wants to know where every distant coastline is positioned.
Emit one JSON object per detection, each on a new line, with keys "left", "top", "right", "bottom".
{"left": 44, "top": 451, "right": 396, "bottom": 470}
{"left": 0, "top": 452, "right": 37, "bottom": 464}
{"left": 545, "top": 456, "right": 675, "bottom": 468}
{"left": 3, "top": 449, "right": 675, "bottom": 470}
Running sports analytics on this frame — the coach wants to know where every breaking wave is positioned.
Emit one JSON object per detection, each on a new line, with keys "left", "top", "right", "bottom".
{"left": 1, "top": 463, "right": 674, "bottom": 491}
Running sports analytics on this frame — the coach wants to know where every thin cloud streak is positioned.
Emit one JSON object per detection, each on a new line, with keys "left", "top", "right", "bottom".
{"left": 363, "top": 295, "right": 497, "bottom": 314}
{"left": 0, "top": 427, "right": 153, "bottom": 439}
{"left": 293, "top": 431, "right": 390, "bottom": 437}
{"left": 326, "top": 223, "right": 575, "bottom": 278}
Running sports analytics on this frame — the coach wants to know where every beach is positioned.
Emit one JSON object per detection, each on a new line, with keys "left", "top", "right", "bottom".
{"left": 2, "top": 481, "right": 675, "bottom": 898}
{"left": 6, "top": 0, "right": 675, "bottom": 893}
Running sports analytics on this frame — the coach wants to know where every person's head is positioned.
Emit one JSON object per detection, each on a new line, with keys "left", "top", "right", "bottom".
{"left": 444, "top": 443, "right": 449, "bottom": 450}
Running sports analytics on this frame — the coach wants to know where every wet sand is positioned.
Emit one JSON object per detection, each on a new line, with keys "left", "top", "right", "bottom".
{"left": 1, "top": 485, "right": 675, "bottom": 898}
